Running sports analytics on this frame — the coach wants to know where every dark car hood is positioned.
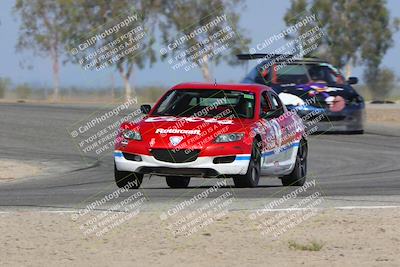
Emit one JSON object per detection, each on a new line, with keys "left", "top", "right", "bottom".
{"left": 271, "top": 82, "right": 359, "bottom": 100}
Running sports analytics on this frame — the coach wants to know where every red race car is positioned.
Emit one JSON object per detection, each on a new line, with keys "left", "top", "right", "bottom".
{"left": 114, "top": 83, "right": 307, "bottom": 189}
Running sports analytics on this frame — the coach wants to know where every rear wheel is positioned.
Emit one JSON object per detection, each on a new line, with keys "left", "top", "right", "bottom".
{"left": 233, "top": 142, "right": 261, "bottom": 188}
{"left": 114, "top": 164, "right": 143, "bottom": 189}
{"left": 166, "top": 176, "right": 191, "bottom": 188}
{"left": 281, "top": 139, "right": 307, "bottom": 186}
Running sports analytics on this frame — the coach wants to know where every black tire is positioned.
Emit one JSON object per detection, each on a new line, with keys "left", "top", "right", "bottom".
{"left": 281, "top": 138, "right": 307, "bottom": 186}
{"left": 166, "top": 176, "right": 191, "bottom": 188}
{"left": 348, "top": 130, "right": 364, "bottom": 134}
{"left": 114, "top": 164, "right": 143, "bottom": 189}
{"left": 233, "top": 141, "right": 261, "bottom": 188}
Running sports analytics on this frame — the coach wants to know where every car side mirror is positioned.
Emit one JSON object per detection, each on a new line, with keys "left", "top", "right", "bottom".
{"left": 347, "top": 77, "right": 358, "bottom": 85}
{"left": 140, "top": 104, "right": 151, "bottom": 114}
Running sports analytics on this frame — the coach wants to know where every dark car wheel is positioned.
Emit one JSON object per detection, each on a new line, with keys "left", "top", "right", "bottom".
{"left": 166, "top": 176, "right": 191, "bottom": 188}
{"left": 233, "top": 142, "right": 261, "bottom": 188}
{"left": 114, "top": 164, "right": 143, "bottom": 189}
{"left": 348, "top": 130, "right": 364, "bottom": 134}
{"left": 281, "top": 138, "right": 307, "bottom": 186}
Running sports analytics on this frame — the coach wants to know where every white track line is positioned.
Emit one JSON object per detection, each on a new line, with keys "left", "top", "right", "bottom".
{"left": 1, "top": 205, "right": 400, "bottom": 214}
{"left": 259, "top": 205, "right": 400, "bottom": 212}
{"left": 335, "top": 205, "right": 400, "bottom": 210}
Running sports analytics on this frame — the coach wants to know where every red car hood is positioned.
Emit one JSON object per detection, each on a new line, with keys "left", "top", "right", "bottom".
{"left": 120, "top": 116, "right": 254, "bottom": 150}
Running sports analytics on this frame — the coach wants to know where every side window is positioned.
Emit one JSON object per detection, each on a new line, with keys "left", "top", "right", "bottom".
{"left": 269, "top": 93, "right": 284, "bottom": 117}
{"left": 270, "top": 93, "right": 281, "bottom": 108}
{"left": 271, "top": 95, "right": 279, "bottom": 108}
{"left": 328, "top": 66, "right": 345, "bottom": 84}
{"left": 260, "top": 91, "right": 274, "bottom": 118}
{"left": 260, "top": 91, "right": 272, "bottom": 116}
{"left": 260, "top": 92, "right": 267, "bottom": 110}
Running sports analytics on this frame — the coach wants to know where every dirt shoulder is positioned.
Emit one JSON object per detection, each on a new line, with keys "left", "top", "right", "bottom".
{"left": 1, "top": 208, "right": 399, "bottom": 266}
{"left": 0, "top": 159, "right": 42, "bottom": 181}
{"left": 366, "top": 104, "right": 400, "bottom": 125}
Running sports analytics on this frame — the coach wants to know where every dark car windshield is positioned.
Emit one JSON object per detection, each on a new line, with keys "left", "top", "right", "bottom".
{"left": 152, "top": 89, "right": 255, "bottom": 119}
{"left": 250, "top": 62, "right": 346, "bottom": 86}
{"left": 276, "top": 64, "right": 309, "bottom": 84}
{"left": 276, "top": 64, "right": 345, "bottom": 85}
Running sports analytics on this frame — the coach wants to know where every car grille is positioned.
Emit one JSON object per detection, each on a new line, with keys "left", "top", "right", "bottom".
{"left": 151, "top": 149, "right": 200, "bottom": 163}
{"left": 138, "top": 167, "right": 219, "bottom": 177}
{"left": 122, "top": 152, "right": 142, "bottom": 161}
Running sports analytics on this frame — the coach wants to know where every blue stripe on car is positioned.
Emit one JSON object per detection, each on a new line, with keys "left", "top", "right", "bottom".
{"left": 262, "top": 142, "right": 299, "bottom": 158}
{"left": 235, "top": 156, "right": 251, "bottom": 160}
{"left": 235, "top": 141, "right": 300, "bottom": 161}
{"left": 114, "top": 151, "right": 123, "bottom": 158}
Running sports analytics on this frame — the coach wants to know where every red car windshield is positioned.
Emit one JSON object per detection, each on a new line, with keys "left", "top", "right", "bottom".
{"left": 152, "top": 89, "right": 255, "bottom": 119}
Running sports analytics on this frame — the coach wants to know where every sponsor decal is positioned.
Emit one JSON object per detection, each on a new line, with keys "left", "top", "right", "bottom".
{"left": 145, "top": 116, "right": 233, "bottom": 125}
{"left": 327, "top": 95, "right": 346, "bottom": 112}
{"left": 169, "top": 136, "right": 183, "bottom": 146}
{"left": 243, "top": 94, "right": 254, "bottom": 99}
{"left": 295, "top": 83, "right": 346, "bottom": 111}
{"left": 325, "top": 87, "right": 344, "bottom": 92}
{"left": 155, "top": 128, "right": 201, "bottom": 135}
{"left": 269, "top": 119, "right": 282, "bottom": 149}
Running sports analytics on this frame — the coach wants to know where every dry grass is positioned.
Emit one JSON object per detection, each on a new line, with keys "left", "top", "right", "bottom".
{"left": 288, "top": 240, "right": 324, "bottom": 251}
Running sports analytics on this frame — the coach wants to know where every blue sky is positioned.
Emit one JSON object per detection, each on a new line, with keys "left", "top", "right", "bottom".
{"left": 0, "top": 0, "right": 399, "bottom": 89}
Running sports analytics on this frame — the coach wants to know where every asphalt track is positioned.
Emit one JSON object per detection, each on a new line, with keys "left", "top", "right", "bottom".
{"left": 0, "top": 103, "right": 399, "bottom": 211}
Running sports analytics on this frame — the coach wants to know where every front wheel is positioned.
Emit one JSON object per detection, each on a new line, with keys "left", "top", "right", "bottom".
{"left": 166, "top": 176, "right": 191, "bottom": 188}
{"left": 233, "top": 142, "right": 261, "bottom": 188}
{"left": 114, "top": 164, "right": 143, "bottom": 189}
{"left": 281, "top": 138, "right": 307, "bottom": 186}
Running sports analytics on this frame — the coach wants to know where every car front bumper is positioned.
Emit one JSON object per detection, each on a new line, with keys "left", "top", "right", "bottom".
{"left": 114, "top": 151, "right": 251, "bottom": 177}
{"left": 294, "top": 105, "right": 365, "bottom": 133}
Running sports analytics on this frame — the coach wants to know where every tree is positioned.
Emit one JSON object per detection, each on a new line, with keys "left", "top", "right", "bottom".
{"left": 0, "top": 78, "right": 11, "bottom": 99}
{"left": 14, "top": 0, "right": 69, "bottom": 101}
{"left": 15, "top": 83, "right": 32, "bottom": 99}
{"left": 65, "top": 0, "right": 157, "bottom": 100}
{"left": 360, "top": 1, "right": 399, "bottom": 96}
{"left": 364, "top": 67, "right": 396, "bottom": 101}
{"left": 158, "top": 0, "right": 250, "bottom": 81}
{"left": 284, "top": 0, "right": 398, "bottom": 79}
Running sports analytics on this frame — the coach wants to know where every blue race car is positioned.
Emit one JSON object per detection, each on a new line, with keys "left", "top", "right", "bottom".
{"left": 238, "top": 54, "right": 365, "bottom": 133}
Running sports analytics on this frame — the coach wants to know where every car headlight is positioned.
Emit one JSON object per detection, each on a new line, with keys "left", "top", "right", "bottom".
{"left": 215, "top": 133, "right": 244, "bottom": 143}
{"left": 122, "top": 130, "right": 142, "bottom": 140}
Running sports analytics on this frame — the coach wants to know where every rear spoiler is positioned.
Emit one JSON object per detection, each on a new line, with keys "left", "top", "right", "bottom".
{"left": 236, "top": 53, "right": 294, "bottom": 60}
{"left": 236, "top": 53, "right": 326, "bottom": 63}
